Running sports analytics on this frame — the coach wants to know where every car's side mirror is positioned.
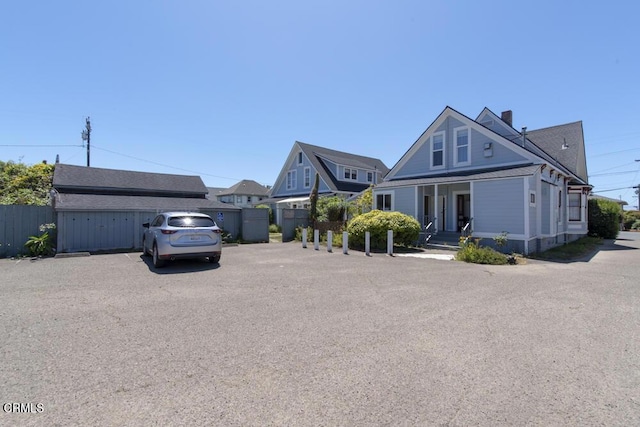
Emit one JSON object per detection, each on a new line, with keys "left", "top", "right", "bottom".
{"left": 142, "top": 222, "right": 150, "bottom": 228}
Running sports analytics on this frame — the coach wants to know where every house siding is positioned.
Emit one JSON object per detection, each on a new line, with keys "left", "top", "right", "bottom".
{"left": 541, "top": 182, "right": 551, "bottom": 235}
{"left": 273, "top": 160, "right": 331, "bottom": 196}
{"left": 393, "top": 187, "right": 416, "bottom": 217}
{"left": 529, "top": 175, "right": 537, "bottom": 238}
{"left": 473, "top": 178, "right": 525, "bottom": 235}
{"left": 393, "top": 119, "right": 530, "bottom": 179}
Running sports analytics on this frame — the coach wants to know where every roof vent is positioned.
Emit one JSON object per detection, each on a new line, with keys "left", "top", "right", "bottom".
{"left": 501, "top": 110, "right": 513, "bottom": 127}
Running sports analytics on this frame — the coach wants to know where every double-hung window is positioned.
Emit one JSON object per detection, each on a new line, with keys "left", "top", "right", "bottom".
{"left": 454, "top": 127, "right": 470, "bottom": 166}
{"left": 568, "top": 192, "right": 582, "bottom": 221}
{"left": 303, "top": 167, "right": 311, "bottom": 188}
{"left": 286, "top": 171, "right": 297, "bottom": 190}
{"left": 431, "top": 132, "right": 445, "bottom": 169}
{"left": 344, "top": 167, "right": 357, "bottom": 180}
{"left": 367, "top": 171, "right": 373, "bottom": 183}
{"left": 376, "top": 193, "right": 392, "bottom": 211}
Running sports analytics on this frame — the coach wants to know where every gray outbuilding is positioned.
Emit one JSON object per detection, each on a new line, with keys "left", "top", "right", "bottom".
{"left": 52, "top": 164, "right": 242, "bottom": 253}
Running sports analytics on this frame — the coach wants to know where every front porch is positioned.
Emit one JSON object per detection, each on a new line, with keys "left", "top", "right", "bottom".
{"left": 418, "top": 182, "right": 472, "bottom": 234}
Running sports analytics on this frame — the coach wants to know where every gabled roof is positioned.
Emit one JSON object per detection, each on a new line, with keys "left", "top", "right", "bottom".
{"left": 526, "top": 121, "right": 587, "bottom": 183}
{"left": 478, "top": 108, "right": 588, "bottom": 185}
{"left": 271, "top": 141, "right": 389, "bottom": 196}
{"left": 53, "top": 164, "right": 208, "bottom": 197}
{"left": 386, "top": 106, "right": 588, "bottom": 186}
{"left": 207, "top": 187, "right": 226, "bottom": 199}
{"left": 217, "top": 179, "right": 270, "bottom": 196}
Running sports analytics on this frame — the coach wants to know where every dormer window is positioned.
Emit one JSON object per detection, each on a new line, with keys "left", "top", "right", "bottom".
{"left": 367, "top": 171, "right": 373, "bottom": 183}
{"left": 344, "top": 167, "right": 357, "bottom": 180}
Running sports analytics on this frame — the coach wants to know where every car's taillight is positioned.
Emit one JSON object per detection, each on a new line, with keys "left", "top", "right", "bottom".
{"left": 161, "top": 230, "right": 178, "bottom": 234}
{"left": 213, "top": 229, "right": 221, "bottom": 234}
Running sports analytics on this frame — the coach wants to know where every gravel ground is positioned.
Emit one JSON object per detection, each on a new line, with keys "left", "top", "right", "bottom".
{"left": 1, "top": 234, "right": 639, "bottom": 426}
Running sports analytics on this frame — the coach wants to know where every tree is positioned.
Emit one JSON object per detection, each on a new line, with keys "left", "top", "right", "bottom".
{"left": 353, "top": 185, "right": 373, "bottom": 216}
{"left": 588, "top": 198, "right": 620, "bottom": 239}
{"left": 308, "top": 173, "right": 319, "bottom": 227}
{"left": 0, "top": 160, "right": 55, "bottom": 206}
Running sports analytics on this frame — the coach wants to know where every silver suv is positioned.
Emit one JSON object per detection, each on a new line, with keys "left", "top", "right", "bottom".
{"left": 142, "top": 212, "right": 222, "bottom": 268}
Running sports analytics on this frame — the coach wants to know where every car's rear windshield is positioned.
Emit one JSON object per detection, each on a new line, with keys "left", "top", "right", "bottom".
{"left": 167, "top": 216, "right": 215, "bottom": 227}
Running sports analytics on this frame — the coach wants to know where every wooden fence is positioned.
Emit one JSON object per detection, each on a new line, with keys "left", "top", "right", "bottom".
{"left": 0, "top": 205, "right": 56, "bottom": 258}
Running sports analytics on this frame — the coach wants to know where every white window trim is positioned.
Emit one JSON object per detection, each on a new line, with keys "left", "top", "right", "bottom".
{"left": 366, "top": 171, "right": 373, "bottom": 183}
{"left": 303, "top": 167, "right": 311, "bottom": 188}
{"left": 343, "top": 167, "right": 358, "bottom": 181}
{"left": 375, "top": 192, "right": 394, "bottom": 211}
{"left": 568, "top": 191, "right": 583, "bottom": 222}
{"left": 286, "top": 170, "right": 297, "bottom": 190}
{"left": 430, "top": 131, "right": 446, "bottom": 170}
{"left": 453, "top": 126, "right": 471, "bottom": 167}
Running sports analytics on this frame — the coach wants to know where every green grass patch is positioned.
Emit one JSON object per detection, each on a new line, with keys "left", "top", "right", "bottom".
{"left": 456, "top": 241, "right": 509, "bottom": 265}
{"left": 531, "top": 236, "right": 603, "bottom": 261}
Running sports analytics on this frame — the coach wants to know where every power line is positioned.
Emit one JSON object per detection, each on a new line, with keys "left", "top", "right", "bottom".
{"left": 91, "top": 144, "right": 244, "bottom": 183}
{"left": 592, "top": 186, "right": 634, "bottom": 193}
{"left": 0, "top": 144, "right": 83, "bottom": 147}
{"left": 589, "top": 170, "right": 640, "bottom": 177}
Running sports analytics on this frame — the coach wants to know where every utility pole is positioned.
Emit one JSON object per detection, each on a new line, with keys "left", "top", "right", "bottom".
{"left": 81, "top": 117, "right": 91, "bottom": 167}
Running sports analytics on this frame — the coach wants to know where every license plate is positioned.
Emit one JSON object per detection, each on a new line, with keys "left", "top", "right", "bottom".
{"left": 189, "top": 236, "right": 202, "bottom": 241}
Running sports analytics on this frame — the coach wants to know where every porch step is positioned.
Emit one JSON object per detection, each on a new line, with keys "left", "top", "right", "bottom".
{"left": 426, "top": 232, "right": 462, "bottom": 250}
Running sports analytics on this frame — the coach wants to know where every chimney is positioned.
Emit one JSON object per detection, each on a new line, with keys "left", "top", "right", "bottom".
{"left": 501, "top": 110, "right": 513, "bottom": 127}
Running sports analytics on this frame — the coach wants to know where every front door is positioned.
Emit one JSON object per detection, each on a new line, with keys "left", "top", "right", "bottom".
{"left": 423, "top": 195, "right": 430, "bottom": 226}
{"left": 456, "top": 194, "right": 471, "bottom": 232}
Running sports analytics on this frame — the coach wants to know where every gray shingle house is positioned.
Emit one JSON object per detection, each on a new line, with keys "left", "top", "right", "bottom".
{"left": 52, "top": 164, "right": 240, "bottom": 253}
{"left": 373, "top": 106, "right": 591, "bottom": 254}
{"left": 216, "top": 179, "right": 270, "bottom": 208}
{"left": 267, "top": 141, "right": 389, "bottom": 224}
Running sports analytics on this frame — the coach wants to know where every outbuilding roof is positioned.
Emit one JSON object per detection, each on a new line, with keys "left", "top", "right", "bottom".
{"left": 54, "top": 193, "right": 239, "bottom": 211}
{"left": 53, "top": 164, "right": 208, "bottom": 197}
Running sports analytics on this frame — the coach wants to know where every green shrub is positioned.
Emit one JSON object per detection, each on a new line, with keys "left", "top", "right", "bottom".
{"left": 24, "top": 223, "right": 56, "bottom": 257}
{"left": 268, "top": 223, "right": 281, "bottom": 233}
{"left": 588, "top": 199, "right": 621, "bottom": 239}
{"left": 347, "top": 210, "right": 420, "bottom": 249}
{"left": 295, "top": 226, "right": 343, "bottom": 247}
{"left": 623, "top": 210, "right": 640, "bottom": 230}
{"left": 317, "top": 196, "right": 347, "bottom": 222}
{"left": 632, "top": 220, "right": 640, "bottom": 230}
{"left": 456, "top": 241, "right": 508, "bottom": 265}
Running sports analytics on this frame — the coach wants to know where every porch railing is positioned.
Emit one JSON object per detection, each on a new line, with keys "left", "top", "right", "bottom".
{"left": 461, "top": 217, "right": 473, "bottom": 238}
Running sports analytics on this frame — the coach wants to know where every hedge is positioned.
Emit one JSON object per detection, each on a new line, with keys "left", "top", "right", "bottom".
{"left": 347, "top": 210, "right": 420, "bottom": 249}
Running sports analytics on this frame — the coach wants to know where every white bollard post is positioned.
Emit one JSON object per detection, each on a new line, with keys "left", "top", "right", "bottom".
{"left": 314, "top": 229, "right": 319, "bottom": 250}
{"left": 327, "top": 230, "right": 333, "bottom": 252}
{"left": 387, "top": 229, "right": 393, "bottom": 256}
{"left": 365, "top": 231, "right": 370, "bottom": 256}
{"left": 302, "top": 228, "right": 307, "bottom": 248}
{"left": 343, "top": 231, "right": 348, "bottom": 254}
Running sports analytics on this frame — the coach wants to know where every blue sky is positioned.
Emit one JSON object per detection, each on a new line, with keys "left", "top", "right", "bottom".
{"left": 2, "top": 1, "right": 639, "bottom": 207}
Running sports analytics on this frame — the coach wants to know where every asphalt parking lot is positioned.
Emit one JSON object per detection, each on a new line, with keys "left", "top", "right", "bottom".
{"left": 2, "top": 235, "right": 640, "bottom": 426}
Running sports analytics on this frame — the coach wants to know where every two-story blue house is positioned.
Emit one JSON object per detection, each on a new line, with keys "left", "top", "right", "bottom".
{"left": 268, "top": 141, "right": 389, "bottom": 224}
{"left": 373, "top": 106, "right": 591, "bottom": 254}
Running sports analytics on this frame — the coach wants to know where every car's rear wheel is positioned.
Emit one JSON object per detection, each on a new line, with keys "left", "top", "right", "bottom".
{"left": 152, "top": 243, "right": 166, "bottom": 268}
{"left": 209, "top": 254, "right": 221, "bottom": 264}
